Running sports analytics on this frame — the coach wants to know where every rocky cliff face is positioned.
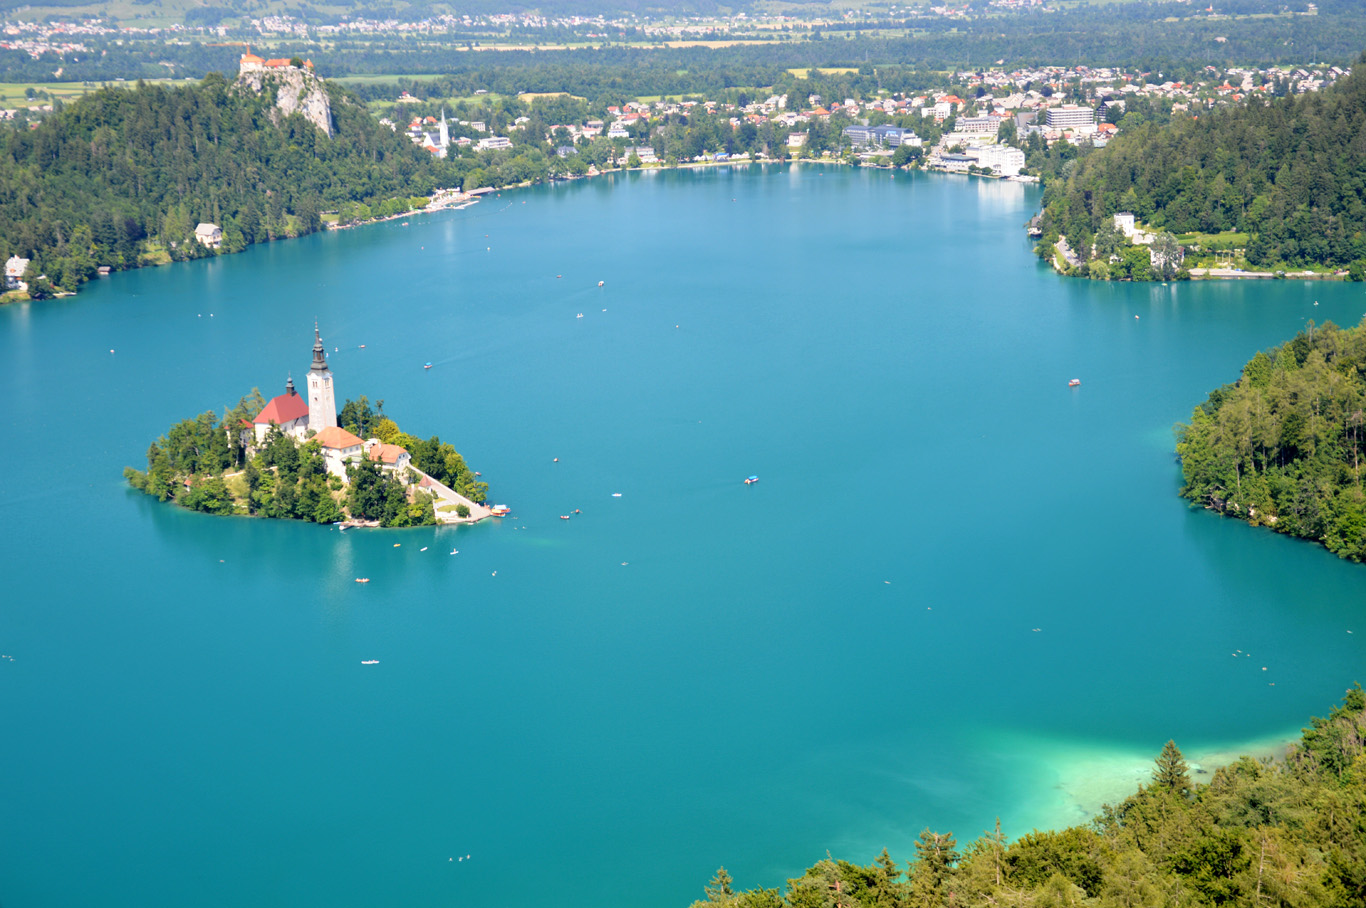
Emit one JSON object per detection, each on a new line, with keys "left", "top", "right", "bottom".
{"left": 236, "top": 66, "right": 333, "bottom": 137}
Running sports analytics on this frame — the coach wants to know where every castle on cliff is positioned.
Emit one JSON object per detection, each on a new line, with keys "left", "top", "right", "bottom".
{"left": 238, "top": 51, "right": 314, "bottom": 75}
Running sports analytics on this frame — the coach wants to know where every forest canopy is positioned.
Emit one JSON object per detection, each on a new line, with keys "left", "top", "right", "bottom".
{"left": 0, "top": 73, "right": 461, "bottom": 296}
{"left": 1176, "top": 319, "right": 1366, "bottom": 561}
{"left": 690, "top": 686, "right": 1366, "bottom": 908}
{"left": 1039, "top": 51, "right": 1366, "bottom": 271}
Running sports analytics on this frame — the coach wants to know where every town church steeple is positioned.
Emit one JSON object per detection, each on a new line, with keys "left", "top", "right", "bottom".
{"left": 305, "top": 323, "right": 337, "bottom": 430}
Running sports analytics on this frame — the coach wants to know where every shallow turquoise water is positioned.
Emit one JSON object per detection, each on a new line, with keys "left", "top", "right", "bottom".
{"left": 2, "top": 165, "right": 1364, "bottom": 907}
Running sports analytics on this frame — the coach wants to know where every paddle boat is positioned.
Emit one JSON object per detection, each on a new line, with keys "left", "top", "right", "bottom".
{"left": 424, "top": 362, "right": 432, "bottom": 370}
{"left": 744, "top": 475, "right": 759, "bottom": 484}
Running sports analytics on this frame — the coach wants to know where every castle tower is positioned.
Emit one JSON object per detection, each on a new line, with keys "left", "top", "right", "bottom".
{"left": 306, "top": 324, "right": 338, "bottom": 431}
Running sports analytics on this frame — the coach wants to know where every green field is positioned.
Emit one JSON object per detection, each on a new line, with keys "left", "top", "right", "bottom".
{"left": 0, "top": 79, "right": 198, "bottom": 107}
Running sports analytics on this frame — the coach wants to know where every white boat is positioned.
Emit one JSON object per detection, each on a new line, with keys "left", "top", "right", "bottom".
{"left": 361, "top": 660, "right": 379, "bottom": 665}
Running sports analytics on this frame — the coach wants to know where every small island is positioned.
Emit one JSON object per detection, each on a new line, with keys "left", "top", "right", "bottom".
{"left": 125, "top": 326, "right": 491, "bottom": 528}
{"left": 1176, "top": 319, "right": 1366, "bottom": 561}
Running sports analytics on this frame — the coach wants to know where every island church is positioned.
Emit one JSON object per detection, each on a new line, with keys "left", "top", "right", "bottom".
{"left": 252, "top": 327, "right": 367, "bottom": 478}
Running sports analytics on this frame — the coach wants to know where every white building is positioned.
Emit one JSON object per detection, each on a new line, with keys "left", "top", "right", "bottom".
{"left": 366, "top": 440, "right": 412, "bottom": 475}
{"left": 305, "top": 326, "right": 338, "bottom": 432}
{"left": 1114, "top": 212, "right": 1136, "bottom": 238}
{"left": 252, "top": 375, "right": 311, "bottom": 444}
{"left": 252, "top": 327, "right": 339, "bottom": 445}
{"left": 315, "top": 426, "right": 365, "bottom": 478}
{"left": 194, "top": 223, "right": 223, "bottom": 248}
{"left": 4, "top": 254, "right": 29, "bottom": 291}
{"left": 955, "top": 115, "right": 1002, "bottom": 135}
{"left": 968, "top": 144, "right": 1026, "bottom": 176}
{"left": 1045, "top": 106, "right": 1095, "bottom": 129}
{"left": 476, "top": 136, "right": 512, "bottom": 151}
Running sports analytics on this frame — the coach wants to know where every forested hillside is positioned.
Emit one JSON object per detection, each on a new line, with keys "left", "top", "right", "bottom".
{"left": 692, "top": 687, "right": 1366, "bottom": 908}
{"left": 0, "top": 73, "right": 457, "bottom": 296}
{"left": 1040, "top": 52, "right": 1366, "bottom": 270}
{"left": 1177, "top": 320, "right": 1366, "bottom": 561}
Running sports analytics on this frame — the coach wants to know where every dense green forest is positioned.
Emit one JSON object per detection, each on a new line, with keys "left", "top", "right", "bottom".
{"left": 691, "top": 687, "right": 1366, "bottom": 908}
{"left": 1176, "top": 320, "right": 1366, "bottom": 562}
{"left": 0, "top": 73, "right": 458, "bottom": 296}
{"left": 124, "top": 393, "right": 486, "bottom": 527}
{"left": 1039, "top": 51, "right": 1366, "bottom": 271}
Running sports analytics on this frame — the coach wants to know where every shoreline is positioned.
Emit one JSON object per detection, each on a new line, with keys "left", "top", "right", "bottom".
{"left": 1007, "top": 727, "right": 1301, "bottom": 833}
{"left": 8, "top": 161, "right": 1348, "bottom": 308}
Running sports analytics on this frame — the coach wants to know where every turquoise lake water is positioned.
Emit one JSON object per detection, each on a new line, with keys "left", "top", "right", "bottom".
{"left": 2, "top": 165, "right": 1365, "bottom": 908}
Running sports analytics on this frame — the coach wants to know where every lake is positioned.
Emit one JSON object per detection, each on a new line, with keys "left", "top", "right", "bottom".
{"left": 2, "top": 164, "right": 1363, "bottom": 908}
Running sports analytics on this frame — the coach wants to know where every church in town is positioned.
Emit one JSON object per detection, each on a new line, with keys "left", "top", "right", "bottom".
{"left": 251, "top": 327, "right": 407, "bottom": 479}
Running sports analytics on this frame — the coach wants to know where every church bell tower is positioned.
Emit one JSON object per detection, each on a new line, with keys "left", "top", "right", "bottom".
{"left": 306, "top": 324, "right": 338, "bottom": 431}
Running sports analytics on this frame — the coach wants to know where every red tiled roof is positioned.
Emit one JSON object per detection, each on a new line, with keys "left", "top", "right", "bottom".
{"left": 254, "top": 390, "right": 309, "bottom": 425}
{"left": 367, "top": 442, "right": 409, "bottom": 465}
{"left": 315, "top": 426, "right": 363, "bottom": 450}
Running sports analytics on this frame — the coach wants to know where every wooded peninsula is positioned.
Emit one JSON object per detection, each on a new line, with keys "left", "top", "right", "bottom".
{"left": 689, "top": 687, "right": 1366, "bottom": 908}
{"left": 1038, "top": 52, "right": 1366, "bottom": 279}
{"left": 1176, "top": 320, "right": 1366, "bottom": 562}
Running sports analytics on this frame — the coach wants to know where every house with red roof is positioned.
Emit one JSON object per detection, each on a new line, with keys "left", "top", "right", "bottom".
{"left": 315, "top": 426, "right": 365, "bottom": 478}
{"left": 253, "top": 376, "right": 311, "bottom": 444}
{"left": 366, "top": 440, "right": 412, "bottom": 474}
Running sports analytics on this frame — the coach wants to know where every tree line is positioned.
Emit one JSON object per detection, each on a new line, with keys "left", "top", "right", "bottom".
{"left": 691, "top": 686, "right": 1366, "bottom": 908}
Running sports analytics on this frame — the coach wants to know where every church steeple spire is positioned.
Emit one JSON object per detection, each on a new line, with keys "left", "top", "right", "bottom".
{"left": 305, "top": 323, "right": 338, "bottom": 430}
{"left": 310, "top": 322, "right": 328, "bottom": 373}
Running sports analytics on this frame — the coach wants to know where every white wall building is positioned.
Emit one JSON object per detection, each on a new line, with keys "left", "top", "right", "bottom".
{"left": 305, "top": 326, "right": 338, "bottom": 432}
{"left": 366, "top": 440, "right": 412, "bottom": 475}
{"left": 955, "top": 115, "right": 1002, "bottom": 135}
{"left": 4, "top": 254, "right": 29, "bottom": 290}
{"left": 968, "top": 144, "right": 1026, "bottom": 176}
{"left": 1045, "top": 105, "right": 1095, "bottom": 129}
{"left": 194, "top": 223, "right": 223, "bottom": 248}
{"left": 252, "top": 376, "right": 311, "bottom": 444}
{"left": 315, "top": 426, "right": 365, "bottom": 478}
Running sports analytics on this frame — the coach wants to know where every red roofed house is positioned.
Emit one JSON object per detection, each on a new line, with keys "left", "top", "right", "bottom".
{"left": 315, "top": 426, "right": 365, "bottom": 478}
{"left": 253, "top": 375, "right": 311, "bottom": 444}
{"left": 366, "top": 440, "right": 412, "bottom": 474}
